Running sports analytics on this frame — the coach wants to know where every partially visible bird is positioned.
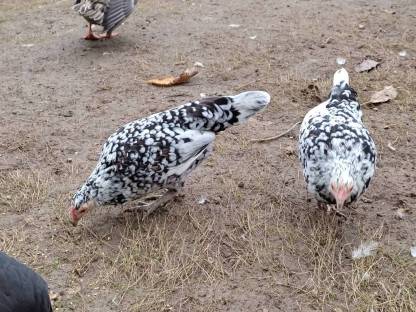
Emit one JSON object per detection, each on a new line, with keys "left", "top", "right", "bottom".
{"left": 298, "top": 68, "right": 376, "bottom": 215}
{"left": 72, "top": 0, "right": 139, "bottom": 40}
{"left": 0, "top": 252, "right": 52, "bottom": 312}
{"left": 70, "top": 91, "right": 271, "bottom": 225}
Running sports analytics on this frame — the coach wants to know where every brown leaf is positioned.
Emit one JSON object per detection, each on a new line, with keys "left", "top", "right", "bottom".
{"left": 355, "top": 59, "right": 380, "bottom": 72}
{"left": 147, "top": 67, "right": 199, "bottom": 87}
{"left": 369, "top": 86, "right": 398, "bottom": 104}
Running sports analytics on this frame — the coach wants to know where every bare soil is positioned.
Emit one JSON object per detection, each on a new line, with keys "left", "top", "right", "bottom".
{"left": 1, "top": 0, "right": 416, "bottom": 311}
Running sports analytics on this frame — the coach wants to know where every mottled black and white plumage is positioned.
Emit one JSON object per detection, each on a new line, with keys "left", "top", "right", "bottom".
{"left": 70, "top": 91, "right": 270, "bottom": 225}
{"left": 0, "top": 252, "right": 52, "bottom": 312}
{"left": 72, "top": 0, "right": 138, "bottom": 39}
{"left": 299, "top": 68, "right": 376, "bottom": 211}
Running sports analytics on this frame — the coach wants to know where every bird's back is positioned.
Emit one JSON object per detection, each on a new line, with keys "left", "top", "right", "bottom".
{"left": 75, "top": 92, "right": 270, "bottom": 206}
{"left": 72, "top": 0, "right": 110, "bottom": 25}
{"left": 82, "top": 97, "right": 244, "bottom": 204}
{"left": 72, "top": 0, "right": 137, "bottom": 32}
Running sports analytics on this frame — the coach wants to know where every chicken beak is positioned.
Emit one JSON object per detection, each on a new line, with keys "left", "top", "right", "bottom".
{"left": 333, "top": 186, "right": 351, "bottom": 211}
{"left": 69, "top": 207, "right": 80, "bottom": 227}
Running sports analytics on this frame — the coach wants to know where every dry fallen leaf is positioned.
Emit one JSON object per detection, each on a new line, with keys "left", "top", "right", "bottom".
{"left": 147, "top": 67, "right": 199, "bottom": 87}
{"left": 368, "top": 86, "right": 398, "bottom": 105}
{"left": 355, "top": 59, "right": 380, "bottom": 72}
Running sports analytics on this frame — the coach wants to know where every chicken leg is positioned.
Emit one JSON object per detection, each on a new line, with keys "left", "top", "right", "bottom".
{"left": 124, "top": 189, "right": 179, "bottom": 220}
{"left": 84, "top": 23, "right": 101, "bottom": 41}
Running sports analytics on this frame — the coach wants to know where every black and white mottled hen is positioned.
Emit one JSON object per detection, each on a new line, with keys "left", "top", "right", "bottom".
{"left": 0, "top": 252, "right": 52, "bottom": 312}
{"left": 72, "top": 0, "right": 139, "bottom": 40}
{"left": 70, "top": 91, "right": 271, "bottom": 225}
{"left": 299, "top": 68, "right": 376, "bottom": 212}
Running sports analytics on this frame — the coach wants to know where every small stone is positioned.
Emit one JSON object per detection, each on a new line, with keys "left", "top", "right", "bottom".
{"left": 198, "top": 196, "right": 208, "bottom": 205}
{"left": 194, "top": 61, "right": 204, "bottom": 68}
{"left": 198, "top": 291, "right": 207, "bottom": 298}
{"left": 49, "top": 291, "right": 61, "bottom": 301}
{"left": 61, "top": 111, "right": 74, "bottom": 118}
{"left": 325, "top": 37, "right": 334, "bottom": 44}
{"left": 355, "top": 59, "right": 380, "bottom": 73}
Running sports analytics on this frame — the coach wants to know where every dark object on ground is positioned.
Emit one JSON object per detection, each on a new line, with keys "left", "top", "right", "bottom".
{"left": 0, "top": 251, "right": 52, "bottom": 312}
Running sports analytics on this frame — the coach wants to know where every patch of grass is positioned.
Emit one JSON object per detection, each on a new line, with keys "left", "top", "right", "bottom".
{"left": 263, "top": 214, "right": 416, "bottom": 311}
{"left": 0, "top": 169, "right": 48, "bottom": 213}
{"left": 0, "top": 225, "right": 45, "bottom": 271}
{"left": 98, "top": 213, "right": 229, "bottom": 310}
{"left": 350, "top": 250, "right": 416, "bottom": 312}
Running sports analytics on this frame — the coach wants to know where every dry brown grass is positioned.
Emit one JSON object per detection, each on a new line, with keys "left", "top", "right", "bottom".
{"left": 0, "top": 169, "right": 48, "bottom": 213}
{"left": 1, "top": 0, "right": 416, "bottom": 311}
{"left": 256, "top": 212, "right": 416, "bottom": 311}
{"left": 3, "top": 67, "right": 414, "bottom": 312}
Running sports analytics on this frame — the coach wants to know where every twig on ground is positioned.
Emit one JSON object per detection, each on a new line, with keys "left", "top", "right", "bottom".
{"left": 250, "top": 121, "right": 301, "bottom": 143}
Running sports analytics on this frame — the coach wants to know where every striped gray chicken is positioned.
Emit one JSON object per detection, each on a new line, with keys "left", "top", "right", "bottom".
{"left": 72, "top": 0, "right": 139, "bottom": 40}
{"left": 69, "top": 91, "right": 271, "bottom": 225}
{"left": 299, "top": 68, "right": 376, "bottom": 216}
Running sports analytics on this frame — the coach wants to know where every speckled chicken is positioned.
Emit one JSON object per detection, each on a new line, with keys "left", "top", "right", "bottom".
{"left": 70, "top": 91, "right": 271, "bottom": 225}
{"left": 72, "top": 0, "right": 139, "bottom": 40}
{"left": 298, "top": 68, "right": 376, "bottom": 214}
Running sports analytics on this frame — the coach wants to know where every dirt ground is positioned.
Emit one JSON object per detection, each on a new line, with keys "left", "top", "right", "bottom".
{"left": 1, "top": 0, "right": 416, "bottom": 311}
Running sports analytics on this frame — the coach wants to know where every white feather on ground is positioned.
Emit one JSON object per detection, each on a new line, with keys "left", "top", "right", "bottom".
{"left": 352, "top": 241, "right": 379, "bottom": 259}
{"left": 411, "top": 246, "right": 416, "bottom": 258}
